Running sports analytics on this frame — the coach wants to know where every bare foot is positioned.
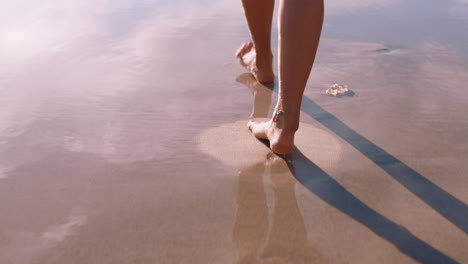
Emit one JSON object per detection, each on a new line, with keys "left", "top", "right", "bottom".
{"left": 248, "top": 111, "right": 298, "bottom": 155}
{"left": 236, "top": 41, "right": 274, "bottom": 84}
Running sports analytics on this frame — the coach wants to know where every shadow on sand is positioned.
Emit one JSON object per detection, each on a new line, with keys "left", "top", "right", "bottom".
{"left": 299, "top": 91, "right": 468, "bottom": 235}
{"left": 237, "top": 73, "right": 465, "bottom": 264}
{"left": 285, "top": 148, "right": 458, "bottom": 264}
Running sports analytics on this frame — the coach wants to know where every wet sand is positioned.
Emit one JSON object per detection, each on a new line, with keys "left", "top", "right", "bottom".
{"left": 1, "top": 0, "right": 468, "bottom": 263}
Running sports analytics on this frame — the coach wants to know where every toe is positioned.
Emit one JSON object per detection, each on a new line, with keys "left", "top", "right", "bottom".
{"left": 236, "top": 42, "right": 248, "bottom": 57}
{"left": 236, "top": 41, "right": 254, "bottom": 59}
{"left": 235, "top": 42, "right": 246, "bottom": 58}
{"left": 248, "top": 120, "right": 269, "bottom": 140}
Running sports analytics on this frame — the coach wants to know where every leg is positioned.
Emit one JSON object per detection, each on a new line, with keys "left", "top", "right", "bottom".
{"left": 236, "top": 0, "right": 275, "bottom": 83}
{"left": 248, "top": 0, "right": 324, "bottom": 154}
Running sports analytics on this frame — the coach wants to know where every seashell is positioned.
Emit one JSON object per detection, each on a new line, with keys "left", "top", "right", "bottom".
{"left": 326, "top": 83, "right": 349, "bottom": 96}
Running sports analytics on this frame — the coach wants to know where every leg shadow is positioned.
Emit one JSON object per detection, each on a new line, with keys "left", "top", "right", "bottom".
{"left": 300, "top": 96, "right": 468, "bottom": 234}
{"left": 285, "top": 148, "right": 458, "bottom": 264}
{"left": 237, "top": 74, "right": 463, "bottom": 263}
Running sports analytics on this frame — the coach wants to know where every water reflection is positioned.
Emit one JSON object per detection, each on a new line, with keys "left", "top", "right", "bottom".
{"left": 232, "top": 155, "right": 326, "bottom": 264}
{"left": 232, "top": 73, "right": 325, "bottom": 263}
{"left": 236, "top": 73, "right": 273, "bottom": 119}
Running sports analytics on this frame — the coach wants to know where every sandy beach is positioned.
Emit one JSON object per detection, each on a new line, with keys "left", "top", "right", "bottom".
{"left": 1, "top": 0, "right": 467, "bottom": 263}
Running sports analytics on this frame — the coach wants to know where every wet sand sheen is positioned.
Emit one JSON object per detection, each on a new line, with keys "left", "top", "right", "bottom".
{"left": 1, "top": 0, "right": 468, "bottom": 263}
{"left": 233, "top": 157, "right": 327, "bottom": 264}
{"left": 197, "top": 73, "right": 341, "bottom": 263}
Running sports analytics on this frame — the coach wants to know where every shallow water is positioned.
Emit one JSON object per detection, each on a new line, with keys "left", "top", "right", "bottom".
{"left": 1, "top": 0, "right": 467, "bottom": 263}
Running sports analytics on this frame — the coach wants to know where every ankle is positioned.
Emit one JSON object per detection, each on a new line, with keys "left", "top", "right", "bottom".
{"left": 255, "top": 52, "right": 273, "bottom": 68}
{"left": 272, "top": 110, "right": 300, "bottom": 132}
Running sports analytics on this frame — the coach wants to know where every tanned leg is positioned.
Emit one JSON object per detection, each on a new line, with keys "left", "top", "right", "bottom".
{"left": 236, "top": 0, "right": 275, "bottom": 83}
{"left": 248, "top": 0, "right": 324, "bottom": 154}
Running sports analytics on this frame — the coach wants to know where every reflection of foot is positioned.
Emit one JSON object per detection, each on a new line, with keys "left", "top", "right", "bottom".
{"left": 265, "top": 163, "right": 295, "bottom": 196}
{"left": 265, "top": 152, "right": 290, "bottom": 175}
{"left": 248, "top": 111, "right": 298, "bottom": 155}
{"left": 236, "top": 73, "right": 273, "bottom": 118}
{"left": 236, "top": 72, "right": 265, "bottom": 96}
{"left": 236, "top": 41, "right": 274, "bottom": 84}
